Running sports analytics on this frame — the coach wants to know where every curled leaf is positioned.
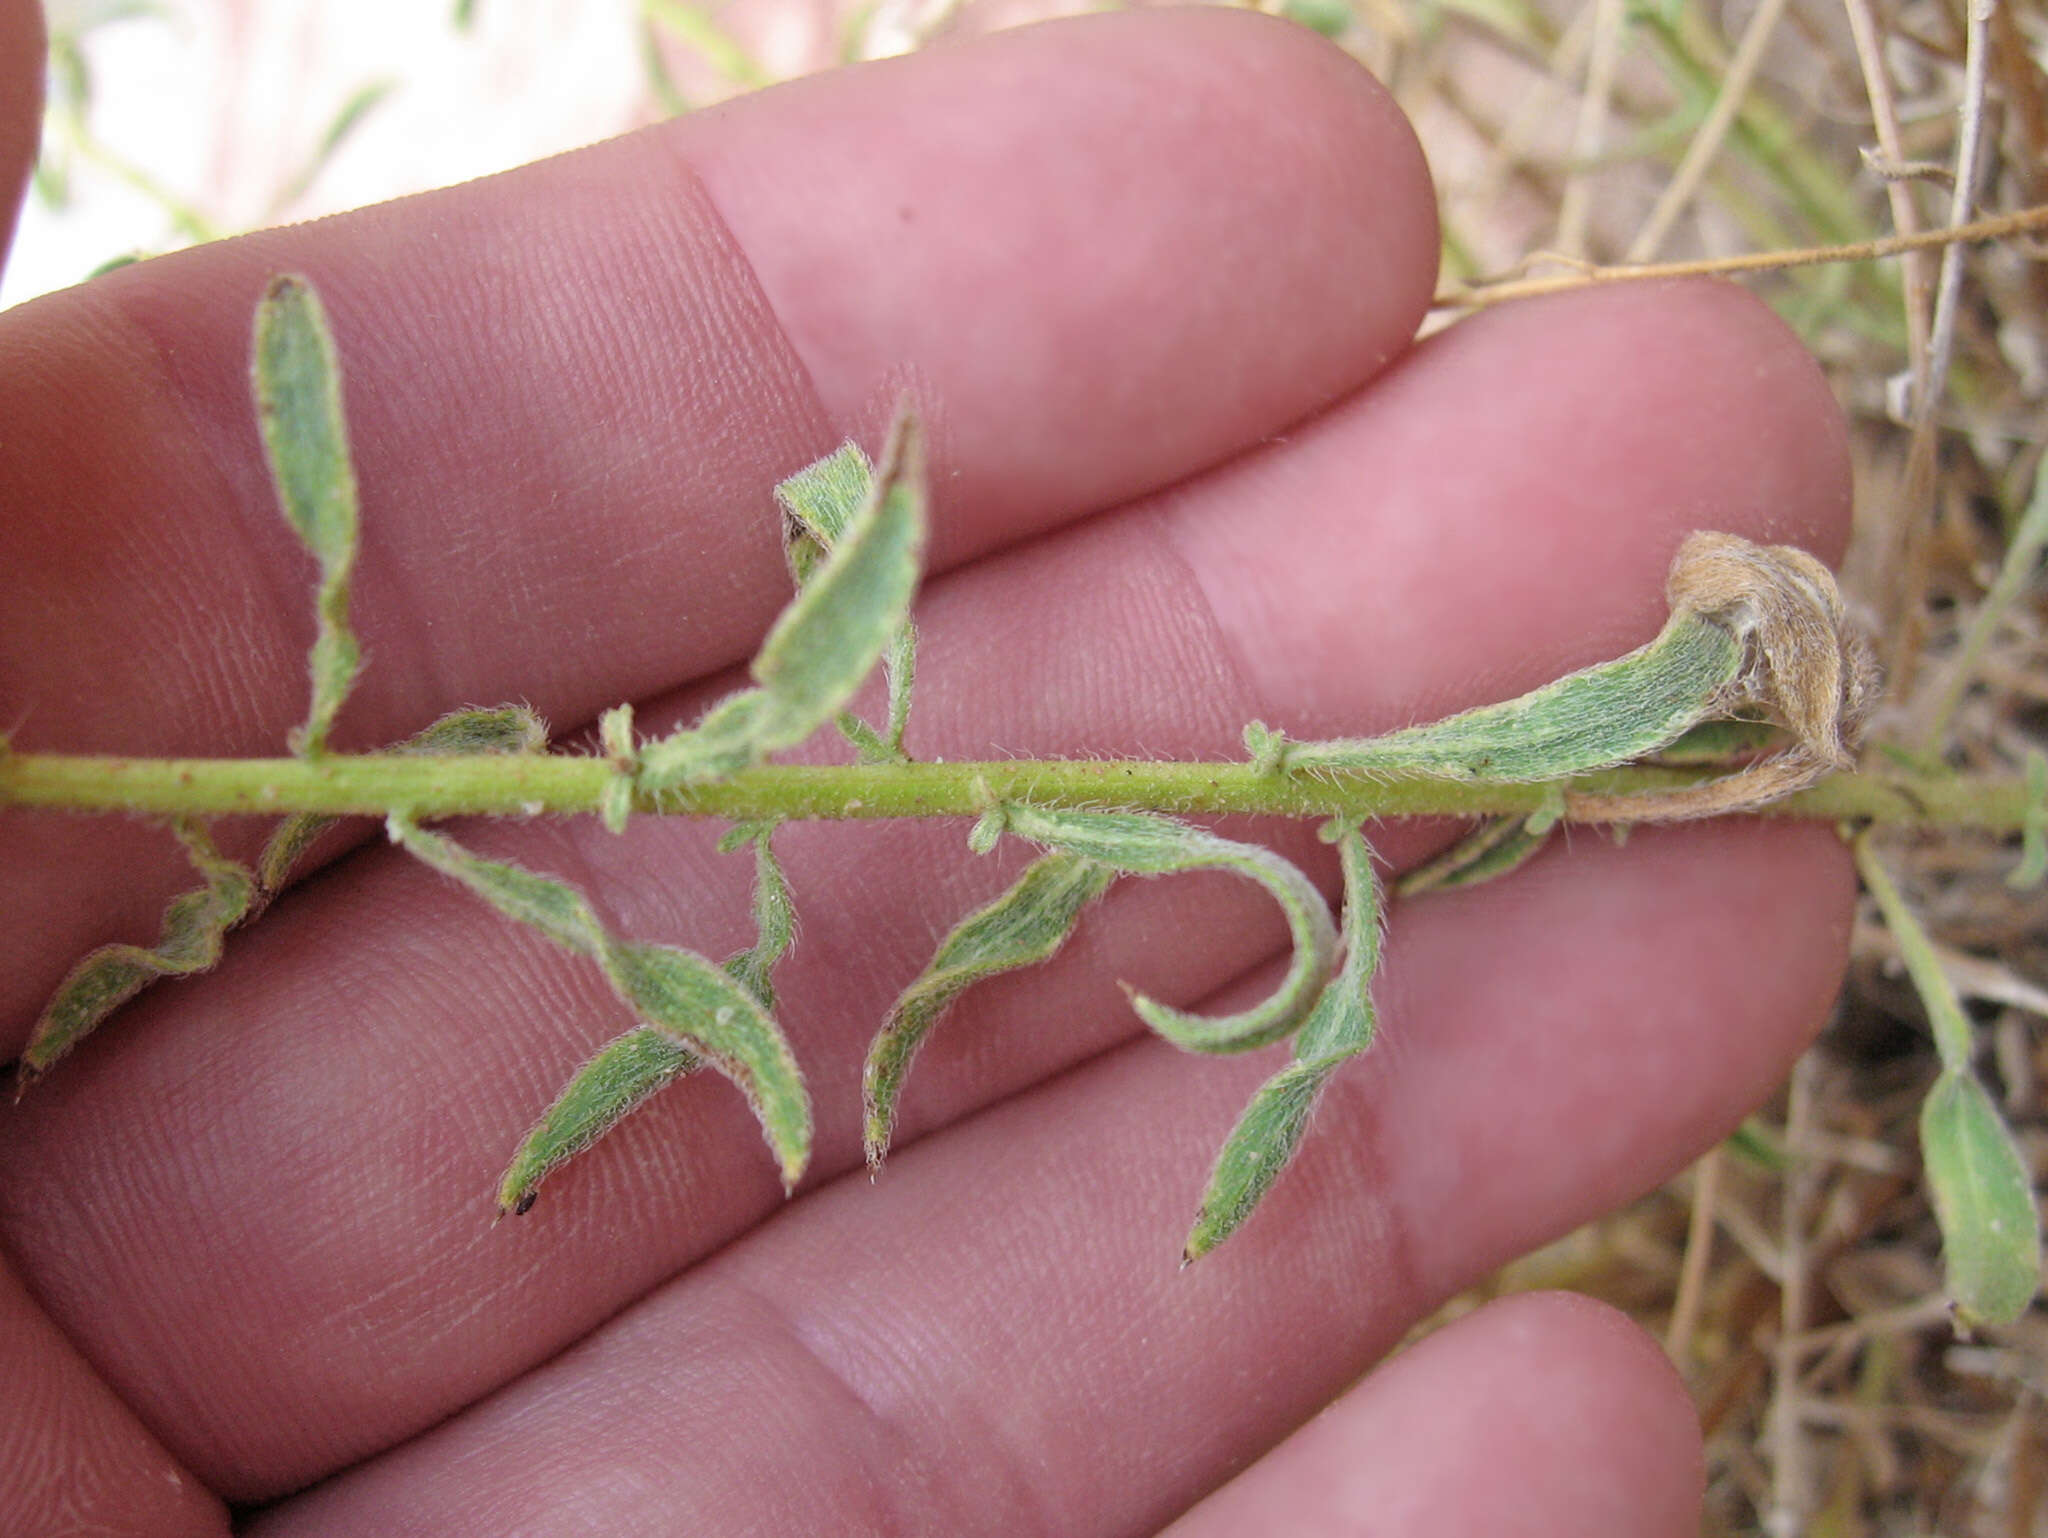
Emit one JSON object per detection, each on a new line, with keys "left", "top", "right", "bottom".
{"left": 986, "top": 803, "right": 1336, "bottom": 1054}
{"left": 497, "top": 1026, "right": 699, "bottom": 1216}
{"left": 1184, "top": 822, "right": 1381, "bottom": 1262}
{"left": 254, "top": 274, "right": 362, "bottom": 758}
{"left": 1262, "top": 533, "right": 1874, "bottom": 822}
{"left": 719, "top": 822, "right": 795, "bottom": 1010}
{"left": 389, "top": 816, "right": 812, "bottom": 1189}
{"left": 638, "top": 413, "right": 926, "bottom": 789}
{"left": 19, "top": 820, "right": 253, "bottom": 1085}
{"left": 1921, "top": 1070, "right": 2042, "bottom": 1327}
{"left": 1265, "top": 609, "right": 1742, "bottom": 783}
{"left": 772, "top": 434, "right": 920, "bottom": 763}
{"left": 495, "top": 826, "right": 793, "bottom": 1216}
{"left": 864, "top": 851, "right": 1115, "bottom": 1169}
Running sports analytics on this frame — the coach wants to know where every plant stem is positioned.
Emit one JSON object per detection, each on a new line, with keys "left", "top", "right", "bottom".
{"left": 0, "top": 751, "right": 2029, "bottom": 829}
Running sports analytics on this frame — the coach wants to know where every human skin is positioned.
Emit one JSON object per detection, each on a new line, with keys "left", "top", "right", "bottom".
{"left": 0, "top": 3, "right": 1852, "bottom": 1533}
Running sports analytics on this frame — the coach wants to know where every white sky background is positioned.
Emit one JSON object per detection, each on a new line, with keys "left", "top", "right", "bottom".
{"left": 4, "top": 0, "right": 871, "bottom": 309}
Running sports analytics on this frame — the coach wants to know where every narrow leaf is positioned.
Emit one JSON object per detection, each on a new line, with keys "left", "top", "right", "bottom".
{"left": 989, "top": 803, "right": 1336, "bottom": 1054}
{"left": 1398, "top": 796, "right": 1561, "bottom": 897}
{"left": 496, "top": 1026, "right": 699, "bottom": 1216}
{"left": 253, "top": 273, "right": 362, "bottom": 757}
{"left": 1651, "top": 718, "right": 1786, "bottom": 764}
{"left": 864, "top": 851, "right": 1115, "bottom": 1168}
{"left": 638, "top": 414, "right": 925, "bottom": 789}
{"left": 1267, "top": 610, "right": 1743, "bottom": 782}
{"left": 719, "top": 823, "right": 796, "bottom": 1010}
{"left": 389, "top": 816, "right": 812, "bottom": 1187}
{"left": 1921, "top": 1071, "right": 2042, "bottom": 1326}
{"left": 19, "top": 821, "right": 253, "bottom": 1084}
{"left": 777, "top": 443, "right": 921, "bottom": 763}
{"left": 497, "top": 824, "right": 792, "bottom": 1215}
{"left": 1184, "top": 824, "right": 1381, "bottom": 1261}
{"left": 258, "top": 704, "right": 545, "bottom": 894}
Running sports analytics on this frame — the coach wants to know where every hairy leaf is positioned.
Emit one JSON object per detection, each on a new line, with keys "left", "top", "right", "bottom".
{"left": 864, "top": 851, "right": 1115, "bottom": 1168}
{"left": 389, "top": 816, "right": 811, "bottom": 1189}
{"left": 1264, "top": 534, "right": 1874, "bottom": 822}
{"left": 987, "top": 803, "right": 1336, "bottom": 1054}
{"left": 1922, "top": 1070, "right": 2042, "bottom": 1326}
{"left": 1265, "top": 610, "right": 1742, "bottom": 782}
{"left": 493, "top": 824, "right": 794, "bottom": 1215}
{"left": 496, "top": 1026, "right": 699, "bottom": 1216}
{"left": 777, "top": 434, "right": 921, "bottom": 764}
{"left": 1184, "top": 823, "right": 1381, "bottom": 1261}
{"left": 776, "top": 440, "right": 872, "bottom": 576}
{"left": 638, "top": 414, "right": 926, "bottom": 788}
{"left": 19, "top": 821, "right": 253, "bottom": 1084}
{"left": 253, "top": 274, "right": 362, "bottom": 757}
{"left": 719, "top": 822, "right": 796, "bottom": 1010}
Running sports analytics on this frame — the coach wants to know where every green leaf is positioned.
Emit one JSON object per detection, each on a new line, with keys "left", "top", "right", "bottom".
{"left": 1397, "top": 790, "right": 1564, "bottom": 897}
{"left": 1265, "top": 610, "right": 1742, "bottom": 782}
{"left": 18, "top": 820, "right": 253, "bottom": 1085}
{"left": 776, "top": 440, "right": 872, "bottom": 576}
{"left": 389, "top": 816, "right": 812, "bottom": 1188}
{"left": 864, "top": 851, "right": 1115, "bottom": 1168}
{"left": 1261, "top": 533, "right": 1871, "bottom": 825}
{"left": 253, "top": 274, "right": 363, "bottom": 758}
{"left": 779, "top": 435, "right": 920, "bottom": 765}
{"left": 1921, "top": 1071, "right": 2042, "bottom": 1326}
{"left": 1651, "top": 718, "right": 1786, "bottom": 764}
{"left": 987, "top": 803, "right": 1337, "bottom": 1054}
{"left": 258, "top": 704, "right": 546, "bottom": 895}
{"left": 719, "top": 823, "right": 795, "bottom": 1010}
{"left": 496, "top": 1026, "right": 699, "bottom": 1216}
{"left": 637, "top": 413, "right": 926, "bottom": 789}
{"left": 494, "top": 823, "right": 793, "bottom": 1215}
{"left": 1184, "top": 823, "right": 1380, "bottom": 1261}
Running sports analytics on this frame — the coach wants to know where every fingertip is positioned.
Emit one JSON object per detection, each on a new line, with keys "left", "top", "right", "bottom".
{"left": 691, "top": 6, "right": 1440, "bottom": 533}
{"left": 1168, "top": 1290, "right": 1703, "bottom": 1537}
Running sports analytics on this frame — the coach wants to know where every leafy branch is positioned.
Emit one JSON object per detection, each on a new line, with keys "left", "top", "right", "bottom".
{"left": 5, "top": 275, "right": 2040, "bottom": 1318}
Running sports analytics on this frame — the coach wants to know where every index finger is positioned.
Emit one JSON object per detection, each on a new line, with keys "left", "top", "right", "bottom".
{"left": 0, "top": 8, "right": 1439, "bottom": 1049}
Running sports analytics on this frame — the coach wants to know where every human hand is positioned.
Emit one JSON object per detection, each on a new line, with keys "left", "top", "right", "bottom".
{"left": 0, "top": 5, "right": 1854, "bottom": 1533}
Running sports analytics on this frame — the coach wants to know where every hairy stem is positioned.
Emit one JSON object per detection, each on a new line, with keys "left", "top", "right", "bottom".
{"left": 0, "top": 751, "right": 2028, "bottom": 829}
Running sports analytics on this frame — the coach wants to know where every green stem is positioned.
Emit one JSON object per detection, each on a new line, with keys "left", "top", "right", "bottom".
{"left": 1851, "top": 831, "right": 1980, "bottom": 1074}
{"left": 0, "top": 751, "right": 2029, "bottom": 829}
